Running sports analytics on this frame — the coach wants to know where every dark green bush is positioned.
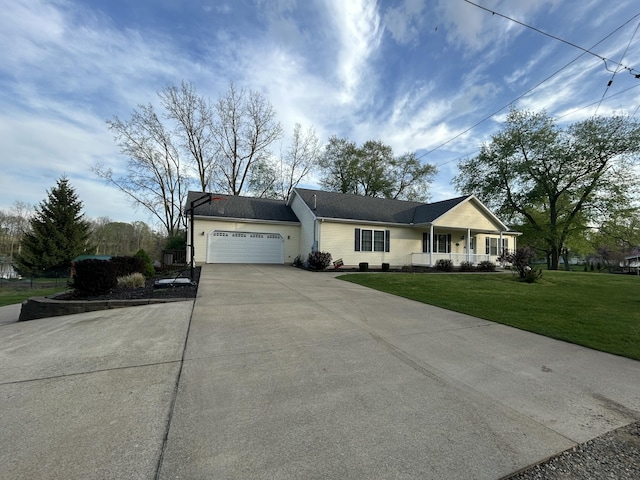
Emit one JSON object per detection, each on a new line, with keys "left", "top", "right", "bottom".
{"left": 459, "top": 261, "right": 475, "bottom": 272}
{"left": 477, "top": 261, "right": 496, "bottom": 272}
{"left": 307, "top": 251, "right": 332, "bottom": 270}
{"left": 134, "top": 249, "right": 155, "bottom": 277}
{"left": 435, "top": 259, "right": 453, "bottom": 271}
{"left": 381, "top": 262, "right": 390, "bottom": 272}
{"left": 359, "top": 262, "right": 369, "bottom": 272}
{"left": 165, "top": 232, "right": 186, "bottom": 250}
{"left": 69, "top": 259, "right": 117, "bottom": 295}
{"left": 111, "top": 256, "right": 144, "bottom": 277}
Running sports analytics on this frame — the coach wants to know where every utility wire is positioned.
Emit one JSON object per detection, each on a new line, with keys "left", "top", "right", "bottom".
{"left": 434, "top": 84, "right": 640, "bottom": 168}
{"left": 463, "top": 0, "right": 640, "bottom": 78}
{"left": 593, "top": 20, "right": 640, "bottom": 115}
{"left": 417, "top": 10, "right": 640, "bottom": 162}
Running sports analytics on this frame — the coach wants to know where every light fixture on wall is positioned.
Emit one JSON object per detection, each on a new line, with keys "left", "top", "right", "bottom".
{"left": 200, "top": 231, "right": 205, "bottom": 236}
{"left": 460, "top": 235, "right": 465, "bottom": 240}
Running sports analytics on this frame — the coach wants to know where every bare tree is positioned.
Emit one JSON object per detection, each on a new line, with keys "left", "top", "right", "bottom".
{"left": 0, "top": 201, "right": 32, "bottom": 258}
{"left": 95, "top": 104, "right": 189, "bottom": 236}
{"left": 159, "top": 81, "right": 215, "bottom": 192}
{"left": 249, "top": 123, "right": 321, "bottom": 200}
{"left": 211, "top": 83, "right": 283, "bottom": 195}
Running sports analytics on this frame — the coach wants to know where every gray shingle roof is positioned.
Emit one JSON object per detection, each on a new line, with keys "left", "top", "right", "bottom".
{"left": 293, "top": 188, "right": 469, "bottom": 225}
{"left": 187, "top": 189, "right": 474, "bottom": 226}
{"left": 186, "top": 192, "right": 299, "bottom": 223}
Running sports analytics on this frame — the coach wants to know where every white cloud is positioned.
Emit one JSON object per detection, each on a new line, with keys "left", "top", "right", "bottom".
{"left": 325, "top": 0, "right": 383, "bottom": 104}
{"left": 383, "top": 0, "right": 427, "bottom": 45}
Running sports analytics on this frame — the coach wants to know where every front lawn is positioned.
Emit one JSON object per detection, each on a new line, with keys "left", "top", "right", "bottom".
{"left": 0, "top": 287, "right": 65, "bottom": 307}
{"left": 338, "top": 271, "right": 640, "bottom": 361}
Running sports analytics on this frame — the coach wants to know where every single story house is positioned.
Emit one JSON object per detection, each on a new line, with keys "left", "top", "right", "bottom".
{"left": 186, "top": 188, "right": 520, "bottom": 268}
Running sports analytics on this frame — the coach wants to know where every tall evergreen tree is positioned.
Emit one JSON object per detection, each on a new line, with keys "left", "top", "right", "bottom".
{"left": 14, "top": 177, "right": 92, "bottom": 275}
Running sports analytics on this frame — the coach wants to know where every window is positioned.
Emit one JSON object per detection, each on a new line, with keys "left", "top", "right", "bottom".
{"left": 486, "top": 238, "right": 498, "bottom": 255}
{"left": 485, "top": 237, "right": 508, "bottom": 255}
{"left": 374, "top": 231, "right": 385, "bottom": 252}
{"left": 362, "top": 229, "right": 372, "bottom": 251}
{"left": 469, "top": 237, "right": 476, "bottom": 252}
{"left": 501, "top": 238, "right": 509, "bottom": 254}
{"left": 422, "top": 233, "right": 451, "bottom": 253}
{"left": 355, "top": 229, "right": 390, "bottom": 252}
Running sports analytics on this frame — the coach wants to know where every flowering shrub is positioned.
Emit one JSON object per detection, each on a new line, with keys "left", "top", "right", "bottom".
{"left": 307, "top": 251, "right": 332, "bottom": 271}
{"left": 498, "top": 247, "right": 542, "bottom": 282}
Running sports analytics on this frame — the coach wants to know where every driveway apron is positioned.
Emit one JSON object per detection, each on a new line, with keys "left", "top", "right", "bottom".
{"left": 158, "top": 264, "right": 640, "bottom": 480}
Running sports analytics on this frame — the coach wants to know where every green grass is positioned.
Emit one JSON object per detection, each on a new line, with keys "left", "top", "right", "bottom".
{"left": 338, "top": 271, "right": 640, "bottom": 361}
{"left": 0, "top": 287, "right": 65, "bottom": 307}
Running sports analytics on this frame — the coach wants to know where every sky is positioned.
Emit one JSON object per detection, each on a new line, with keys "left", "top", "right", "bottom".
{"left": 1, "top": 0, "right": 639, "bottom": 228}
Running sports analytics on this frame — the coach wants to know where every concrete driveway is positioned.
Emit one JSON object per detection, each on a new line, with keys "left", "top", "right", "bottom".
{"left": 158, "top": 265, "right": 639, "bottom": 479}
{"left": 1, "top": 264, "right": 638, "bottom": 479}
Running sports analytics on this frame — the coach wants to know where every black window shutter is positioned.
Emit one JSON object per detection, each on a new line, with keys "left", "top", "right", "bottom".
{"left": 422, "top": 232, "right": 428, "bottom": 252}
{"left": 355, "top": 228, "right": 360, "bottom": 251}
{"left": 385, "top": 230, "right": 390, "bottom": 252}
{"left": 447, "top": 234, "right": 451, "bottom": 253}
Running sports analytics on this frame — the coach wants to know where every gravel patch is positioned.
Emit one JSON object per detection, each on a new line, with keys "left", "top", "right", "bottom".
{"left": 505, "top": 422, "right": 640, "bottom": 479}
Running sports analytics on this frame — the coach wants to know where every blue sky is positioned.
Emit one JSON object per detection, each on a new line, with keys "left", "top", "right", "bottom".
{"left": 1, "top": 0, "right": 639, "bottom": 227}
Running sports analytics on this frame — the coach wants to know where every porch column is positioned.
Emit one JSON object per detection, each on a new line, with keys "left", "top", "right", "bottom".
{"left": 466, "top": 228, "right": 471, "bottom": 262}
{"left": 429, "top": 225, "right": 434, "bottom": 267}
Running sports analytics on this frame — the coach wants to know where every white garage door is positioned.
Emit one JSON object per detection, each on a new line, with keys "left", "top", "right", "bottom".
{"left": 207, "top": 231, "right": 284, "bottom": 264}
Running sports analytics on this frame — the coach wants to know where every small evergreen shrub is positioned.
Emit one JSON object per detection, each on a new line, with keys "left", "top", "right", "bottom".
{"left": 69, "top": 259, "right": 117, "bottom": 295}
{"left": 307, "top": 251, "right": 332, "bottom": 270}
{"left": 134, "top": 249, "right": 156, "bottom": 277}
{"left": 459, "top": 261, "right": 475, "bottom": 272}
{"left": 435, "top": 259, "right": 453, "bottom": 272}
{"left": 117, "top": 272, "right": 146, "bottom": 289}
{"left": 477, "top": 261, "right": 496, "bottom": 272}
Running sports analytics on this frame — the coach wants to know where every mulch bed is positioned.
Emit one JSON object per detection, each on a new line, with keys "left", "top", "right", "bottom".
{"left": 54, "top": 267, "right": 200, "bottom": 301}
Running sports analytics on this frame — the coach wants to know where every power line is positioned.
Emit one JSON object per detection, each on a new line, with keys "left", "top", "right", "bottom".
{"left": 593, "top": 20, "right": 640, "bottom": 115}
{"left": 433, "top": 84, "right": 640, "bottom": 168}
{"left": 463, "top": 0, "right": 640, "bottom": 78}
{"left": 416, "top": 10, "right": 640, "bottom": 162}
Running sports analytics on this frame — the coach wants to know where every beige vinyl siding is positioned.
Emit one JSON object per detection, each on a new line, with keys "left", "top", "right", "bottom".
{"left": 318, "top": 221, "right": 420, "bottom": 267}
{"left": 436, "top": 200, "right": 500, "bottom": 230}
{"left": 290, "top": 194, "right": 316, "bottom": 260}
{"left": 192, "top": 218, "right": 300, "bottom": 263}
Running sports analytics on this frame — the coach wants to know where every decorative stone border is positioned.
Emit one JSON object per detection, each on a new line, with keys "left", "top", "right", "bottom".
{"left": 19, "top": 296, "right": 191, "bottom": 322}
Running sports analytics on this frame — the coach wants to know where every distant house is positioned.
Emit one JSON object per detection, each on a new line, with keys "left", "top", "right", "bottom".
{"left": 186, "top": 188, "right": 520, "bottom": 268}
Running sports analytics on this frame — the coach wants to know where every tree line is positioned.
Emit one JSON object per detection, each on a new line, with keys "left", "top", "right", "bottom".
{"left": 94, "top": 81, "right": 437, "bottom": 237}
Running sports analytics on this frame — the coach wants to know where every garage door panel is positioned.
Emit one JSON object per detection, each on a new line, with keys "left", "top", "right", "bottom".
{"left": 207, "top": 231, "right": 284, "bottom": 264}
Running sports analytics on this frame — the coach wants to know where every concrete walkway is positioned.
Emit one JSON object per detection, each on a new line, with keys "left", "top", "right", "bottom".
{"left": 1, "top": 265, "right": 638, "bottom": 479}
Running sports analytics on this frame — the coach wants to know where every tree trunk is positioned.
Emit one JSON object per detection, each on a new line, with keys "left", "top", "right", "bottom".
{"left": 550, "top": 245, "right": 560, "bottom": 270}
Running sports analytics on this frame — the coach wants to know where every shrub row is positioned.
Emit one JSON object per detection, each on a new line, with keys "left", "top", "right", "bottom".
{"left": 436, "top": 259, "right": 496, "bottom": 272}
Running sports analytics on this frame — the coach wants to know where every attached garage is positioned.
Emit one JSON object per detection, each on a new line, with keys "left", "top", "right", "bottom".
{"left": 207, "top": 231, "right": 284, "bottom": 264}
